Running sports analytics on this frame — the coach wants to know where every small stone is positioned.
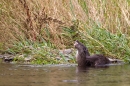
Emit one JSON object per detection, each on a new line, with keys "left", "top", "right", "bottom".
{"left": 0, "top": 55, "right": 4, "bottom": 59}
{"left": 24, "top": 56, "right": 33, "bottom": 61}
{"left": 1, "top": 54, "right": 14, "bottom": 62}
{"left": 56, "top": 57, "right": 61, "bottom": 60}
{"left": 3, "top": 57, "right": 14, "bottom": 62}
{"left": 59, "top": 49, "right": 72, "bottom": 54}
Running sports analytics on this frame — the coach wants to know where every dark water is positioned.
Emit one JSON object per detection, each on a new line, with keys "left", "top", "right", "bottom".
{"left": 0, "top": 63, "right": 130, "bottom": 86}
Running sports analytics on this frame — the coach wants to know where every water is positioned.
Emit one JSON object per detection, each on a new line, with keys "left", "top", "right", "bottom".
{"left": 0, "top": 63, "right": 130, "bottom": 86}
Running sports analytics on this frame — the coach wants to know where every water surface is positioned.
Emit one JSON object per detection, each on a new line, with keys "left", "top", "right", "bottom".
{"left": 0, "top": 63, "right": 130, "bottom": 86}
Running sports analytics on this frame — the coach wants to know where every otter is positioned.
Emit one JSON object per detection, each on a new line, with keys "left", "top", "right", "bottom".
{"left": 74, "top": 40, "right": 110, "bottom": 67}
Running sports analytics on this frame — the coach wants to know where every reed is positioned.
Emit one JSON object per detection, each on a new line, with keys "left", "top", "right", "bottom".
{"left": 76, "top": 0, "right": 130, "bottom": 62}
{"left": 0, "top": 0, "right": 130, "bottom": 63}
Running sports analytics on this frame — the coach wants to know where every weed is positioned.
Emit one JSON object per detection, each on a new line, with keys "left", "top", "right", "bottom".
{"left": 0, "top": 0, "right": 130, "bottom": 64}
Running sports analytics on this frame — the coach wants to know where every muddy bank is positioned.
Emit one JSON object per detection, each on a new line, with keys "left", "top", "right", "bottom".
{"left": 0, "top": 48, "right": 124, "bottom": 64}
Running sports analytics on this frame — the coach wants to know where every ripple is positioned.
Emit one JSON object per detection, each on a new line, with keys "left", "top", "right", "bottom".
{"left": 62, "top": 80, "right": 78, "bottom": 83}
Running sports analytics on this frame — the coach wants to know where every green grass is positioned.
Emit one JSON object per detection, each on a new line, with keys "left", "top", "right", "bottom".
{"left": 77, "top": 24, "right": 130, "bottom": 63}
{"left": 0, "top": 0, "right": 130, "bottom": 64}
{"left": 4, "top": 24, "right": 130, "bottom": 64}
{"left": 4, "top": 39, "right": 76, "bottom": 64}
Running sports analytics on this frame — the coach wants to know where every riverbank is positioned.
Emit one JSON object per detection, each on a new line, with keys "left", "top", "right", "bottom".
{"left": 0, "top": 47, "right": 76, "bottom": 64}
{"left": 0, "top": 0, "right": 130, "bottom": 64}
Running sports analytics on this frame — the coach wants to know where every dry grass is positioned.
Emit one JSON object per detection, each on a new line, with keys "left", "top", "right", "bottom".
{"left": 1, "top": 0, "right": 130, "bottom": 63}
{"left": 0, "top": 0, "right": 130, "bottom": 49}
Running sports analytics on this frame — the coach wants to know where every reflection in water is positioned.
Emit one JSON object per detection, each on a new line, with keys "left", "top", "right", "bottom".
{"left": 75, "top": 66, "right": 110, "bottom": 86}
{"left": 0, "top": 63, "right": 130, "bottom": 86}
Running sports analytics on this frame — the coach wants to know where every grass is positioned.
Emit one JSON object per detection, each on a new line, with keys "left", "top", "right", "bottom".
{"left": 4, "top": 39, "right": 76, "bottom": 64}
{"left": 78, "top": 24, "right": 130, "bottom": 62}
{"left": 0, "top": 0, "right": 130, "bottom": 64}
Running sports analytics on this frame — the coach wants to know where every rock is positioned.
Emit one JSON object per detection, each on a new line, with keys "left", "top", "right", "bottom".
{"left": 0, "top": 55, "right": 4, "bottom": 59}
{"left": 24, "top": 55, "right": 33, "bottom": 62}
{"left": 108, "top": 58, "right": 124, "bottom": 63}
{"left": 59, "top": 49, "right": 72, "bottom": 55}
{"left": 58, "top": 48, "right": 75, "bottom": 62}
{"left": 1, "top": 54, "right": 14, "bottom": 62}
{"left": 55, "top": 57, "right": 61, "bottom": 60}
{"left": 4, "top": 57, "right": 14, "bottom": 62}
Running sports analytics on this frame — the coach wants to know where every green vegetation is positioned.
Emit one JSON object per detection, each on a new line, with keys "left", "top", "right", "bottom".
{"left": 4, "top": 40, "right": 75, "bottom": 64}
{"left": 79, "top": 25, "right": 130, "bottom": 62}
{"left": 0, "top": 0, "right": 130, "bottom": 64}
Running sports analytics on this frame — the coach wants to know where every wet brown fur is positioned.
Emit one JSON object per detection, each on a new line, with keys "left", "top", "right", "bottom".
{"left": 74, "top": 41, "right": 110, "bottom": 67}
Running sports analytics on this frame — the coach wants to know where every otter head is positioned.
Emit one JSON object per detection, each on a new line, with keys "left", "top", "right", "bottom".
{"left": 74, "top": 40, "right": 90, "bottom": 56}
{"left": 74, "top": 41, "right": 85, "bottom": 51}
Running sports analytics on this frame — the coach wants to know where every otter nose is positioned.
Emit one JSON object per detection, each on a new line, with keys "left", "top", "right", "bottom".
{"left": 74, "top": 41, "right": 78, "bottom": 47}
